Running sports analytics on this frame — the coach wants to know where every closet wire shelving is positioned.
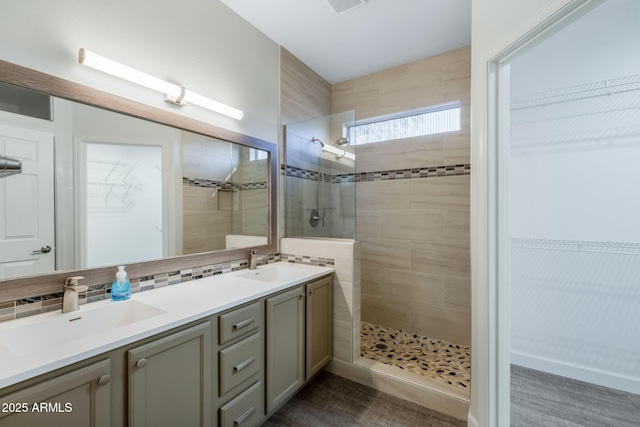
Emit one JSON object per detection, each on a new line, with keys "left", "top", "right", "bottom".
{"left": 87, "top": 156, "right": 144, "bottom": 213}
{"left": 510, "top": 72, "right": 640, "bottom": 150}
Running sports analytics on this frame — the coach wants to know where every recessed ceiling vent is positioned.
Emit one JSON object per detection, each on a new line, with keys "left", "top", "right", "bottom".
{"left": 326, "top": 0, "right": 368, "bottom": 14}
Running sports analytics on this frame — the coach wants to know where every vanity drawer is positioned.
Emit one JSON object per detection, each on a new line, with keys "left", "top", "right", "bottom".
{"left": 219, "top": 301, "right": 261, "bottom": 345}
{"left": 219, "top": 332, "right": 262, "bottom": 395}
{"left": 219, "top": 381, "right": 263, "bottom": 427}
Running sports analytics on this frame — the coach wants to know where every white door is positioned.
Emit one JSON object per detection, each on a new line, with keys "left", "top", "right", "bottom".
{"left": 0, "top": 124, "right": 55, "bottom": 278}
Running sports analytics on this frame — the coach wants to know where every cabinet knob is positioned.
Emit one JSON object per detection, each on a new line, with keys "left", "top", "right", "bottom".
{"left": 98, "top": 375, "right": 110, "bottom": 385}
{"left": 298, "top": 294, "right": 304, "bottom": 300}
{"left": 136, "top": 358, "right": 147, "bottom": 368}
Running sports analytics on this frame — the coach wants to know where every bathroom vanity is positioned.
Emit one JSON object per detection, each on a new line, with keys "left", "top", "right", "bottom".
{"left": 0, "top": 263, "right": 333, "bottom": 426}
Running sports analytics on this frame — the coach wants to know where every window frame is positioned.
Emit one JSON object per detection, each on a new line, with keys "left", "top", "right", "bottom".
{"left": 344, "top": 101, "right": 462, "bottom": 145}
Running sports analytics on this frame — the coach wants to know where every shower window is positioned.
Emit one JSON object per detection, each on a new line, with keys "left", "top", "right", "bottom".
{"left": 347, "top": 102, "right": 461, "bottom": 145}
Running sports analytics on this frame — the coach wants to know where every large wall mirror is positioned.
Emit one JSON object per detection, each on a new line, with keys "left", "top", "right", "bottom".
{"left": 0, "top": 60, "right": 277, "bottom": 300}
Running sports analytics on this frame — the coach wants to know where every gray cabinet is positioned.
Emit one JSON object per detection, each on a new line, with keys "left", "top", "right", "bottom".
{"left": 306, "top": 275, "right": 333, "bottom": 380}
{"left": 216, "top": 301, "right": 265, "bottom": 426}
{"left": 265, "top": 275, "right": 334, "bottom": 415}
{"left": 128, "top": 321, "right": 212, "bottom": 427}
{"left": 1, "top": 270, "right": 333, "bottom": 427}
{"left": 265, "top": 285, "right": 305, "bottom": 414}
{"left": 0, "top": 359, "right": 111, "bottom": 427}
{"left": 219, "top": 381, "right": 263, "bottom": 427}
{"left": 219, "top": 332, "right": 262, "bottom": 396}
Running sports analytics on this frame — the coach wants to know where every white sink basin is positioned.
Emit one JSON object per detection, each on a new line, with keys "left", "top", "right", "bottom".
{"left": 238, "top": 264, "right": 307, "bottom": 283}
{"left": 0, "top": 300, "right": 166, "bottom": 357}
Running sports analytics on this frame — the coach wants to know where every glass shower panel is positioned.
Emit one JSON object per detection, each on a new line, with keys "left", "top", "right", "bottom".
{"left": 284, "top": 110, "right": 356, "bottom": 239}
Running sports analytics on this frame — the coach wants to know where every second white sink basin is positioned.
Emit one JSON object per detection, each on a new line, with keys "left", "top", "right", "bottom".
{"left": 238, "top": 264, "right": 308, "bottom": 283}
{"left": 0, "top": 300, "right": 166, "bottom": 357}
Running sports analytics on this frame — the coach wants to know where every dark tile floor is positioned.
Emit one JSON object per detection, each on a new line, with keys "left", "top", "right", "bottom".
{"left": 511, "top": 365, "right": 640, "bottom": 427}
{"left": 261, "top": 371, "right": 466, "bottom": 427}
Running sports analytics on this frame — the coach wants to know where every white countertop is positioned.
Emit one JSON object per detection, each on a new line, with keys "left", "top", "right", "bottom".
{"left": 0, "top": 262, "right": 333, "bottom": 389}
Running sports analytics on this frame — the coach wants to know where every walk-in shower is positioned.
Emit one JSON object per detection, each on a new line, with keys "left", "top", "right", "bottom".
{"left": 284, "top": 110, "right": 471, "bottom": 404}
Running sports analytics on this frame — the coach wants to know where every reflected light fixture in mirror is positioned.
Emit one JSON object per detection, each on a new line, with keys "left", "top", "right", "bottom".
{"left": 78, "top": 48, "right": 244, "bottom": 120}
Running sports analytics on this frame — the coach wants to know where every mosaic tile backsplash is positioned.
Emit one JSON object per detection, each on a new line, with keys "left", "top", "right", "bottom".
{"left": 0, "top": 253, "right": 279, "bottom": 323}
{"left": 0, "top": 252, "right": 337, "bottom": 323}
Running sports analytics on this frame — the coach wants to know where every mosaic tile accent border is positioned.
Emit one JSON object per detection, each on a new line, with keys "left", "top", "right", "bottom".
{"left": 283, "top": 165, "right": 331, "bottom": 182}
{"left": 0, "top": 253, "right": 281, "bottom": 323}
{"left": 183, "top": 177, "right": 268, "bottom": 190}
{"left": 282, "top": 164, "right": 470, "bottom": 183}
{"left": 280, "top": 253, "right": 335, "bottom": 267}
{"left": 353, "top": 164, "right": 470, "bottom": 182}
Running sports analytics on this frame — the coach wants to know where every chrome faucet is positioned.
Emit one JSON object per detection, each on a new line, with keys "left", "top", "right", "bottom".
{"left": 248, "top": 250, "right": 260, "bottom": 270}
{"left": 62, "top": 276, "right": 87, "bottom": 313}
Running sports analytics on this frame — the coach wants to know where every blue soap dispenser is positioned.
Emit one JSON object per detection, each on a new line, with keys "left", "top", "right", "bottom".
{"left": 111, "top": 265, "right": 131, "bottom": 301}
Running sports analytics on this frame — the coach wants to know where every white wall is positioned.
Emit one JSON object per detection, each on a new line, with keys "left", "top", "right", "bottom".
{"left": 0, "top": 0, "right": 280, "bottom": 143}
{"left": 470, "top": 0, "right": 582, "bottom": 425}
{"left": 509, "top": 0, "right": 640, "bottom": 97}
{"left": 509, "top": 0, "right": 640, "bottom": 242}
{"left": 508, "top": 0, "right": 640, "bottom": 394}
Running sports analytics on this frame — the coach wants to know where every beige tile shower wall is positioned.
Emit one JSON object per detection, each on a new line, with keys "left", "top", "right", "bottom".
{"left": 332, "top": 46, "right": 471, "bottom": 346}
{"left": 239, "top": 189, "right": 269, "bottom": 236}
{"left": 281, "top": 48, "right": 332, "bottom": 126}
{"left": 280, "top": 48, "right": 332, "bottom": 240}
{"left": 280, "top": 238, "right": 361, "bottom": 363}
{"left": 182, "top": 186, "right": 233, "bottom": 254}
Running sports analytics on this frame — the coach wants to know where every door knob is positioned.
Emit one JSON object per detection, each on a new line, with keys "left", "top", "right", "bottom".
{"left": 31, "top": 245, "right": 52, "bottom": 254}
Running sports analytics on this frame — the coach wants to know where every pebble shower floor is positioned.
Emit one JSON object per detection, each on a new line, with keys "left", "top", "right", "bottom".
{"left": 360, "top": 322, "right": 470, "bottom": 390}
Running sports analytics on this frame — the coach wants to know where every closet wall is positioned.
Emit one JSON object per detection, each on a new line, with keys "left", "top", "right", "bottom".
{"left": 509, "top": 0, "right": 640, "bottom": 393}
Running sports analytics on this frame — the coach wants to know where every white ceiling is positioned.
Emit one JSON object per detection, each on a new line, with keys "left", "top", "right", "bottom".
{"left": 220, "top": 0, "right": 471, "bottom": 84}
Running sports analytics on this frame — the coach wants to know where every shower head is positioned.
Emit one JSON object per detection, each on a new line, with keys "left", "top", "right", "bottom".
{"left": 312, "top": 137, "right": 349, "bottom": 147}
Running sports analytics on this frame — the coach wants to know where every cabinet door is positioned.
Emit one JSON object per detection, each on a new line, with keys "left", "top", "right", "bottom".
{"left": 265, "top": 286, "right": 304, "bottom": 414}
{"left": 128, "top": 321, "right": 212, "bottom": 427}
{"left": 306, "top": 275, "right": 333, "bottom": 380}
{"left": 0, "top": 359, "right": 111, "bottom": 427}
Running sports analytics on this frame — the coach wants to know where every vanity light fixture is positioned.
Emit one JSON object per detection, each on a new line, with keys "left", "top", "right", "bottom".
{"left": 78, "top": 48, "right": 243, "bottom": 120}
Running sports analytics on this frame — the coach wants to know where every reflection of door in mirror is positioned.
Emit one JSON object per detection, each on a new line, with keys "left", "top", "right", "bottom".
{"left": 0, "top": 124, "right": 55, "bottom": 278}
{"left": 81, "top": 142, "right": 163, "bottom": 268}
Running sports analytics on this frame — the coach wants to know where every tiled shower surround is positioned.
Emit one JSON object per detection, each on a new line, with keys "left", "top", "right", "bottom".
{"left": 0, "top": 253, "right": 335, "bottom": 323}
{"left": 285, "top": 159, "right": 472, "bottom": 346}
{"left": 361, "top": 322, "right": 470, "bottom": 391}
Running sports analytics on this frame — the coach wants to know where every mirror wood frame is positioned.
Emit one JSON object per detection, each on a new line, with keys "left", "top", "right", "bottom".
{"left": 0, "top": 59, "right": 278, "bottom": 303}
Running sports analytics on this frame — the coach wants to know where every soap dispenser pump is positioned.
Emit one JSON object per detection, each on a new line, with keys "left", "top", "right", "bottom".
{"left": 111, "top": 265, "right": 131, "bottom": 301}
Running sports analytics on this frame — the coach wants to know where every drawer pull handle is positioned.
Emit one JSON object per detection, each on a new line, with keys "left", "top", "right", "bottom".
{"left": 136, "top": 359, "right": 147, "bottom": 369}
{"left": 233, "top": 356, "right": 256, "bottom": 373}
{"left": 233, "top": 318, "right": 255, "bottom": 331}
{"left": 234, "top": 406, "right": 255, "bottom": 426}
{"left": 98, "top": 375, "right": 110, "bottom": 385}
